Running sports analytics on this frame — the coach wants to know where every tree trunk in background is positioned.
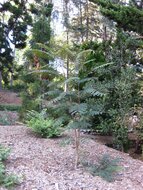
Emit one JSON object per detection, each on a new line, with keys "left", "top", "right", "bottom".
{"left": 85, "top": 0, "right": 89, "bottom": 41}
{"left": 0, "top": 71, "right": 3, "bottom": 90}
{"left": 63, "top": 0, "right": 70, "bottom": 92}
{"left": 65, "top": 28, "right": 70, "bottom": 92}
{"left": 10, "top": 72, "right": 13, "bottom": 88}
{"left": 79, "top": 2, "right": 84, "bottom": 42}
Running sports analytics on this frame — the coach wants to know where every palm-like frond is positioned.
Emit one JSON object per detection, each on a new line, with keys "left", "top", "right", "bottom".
{"left": 36, "top": 43, "right": 52, "bottom": 52}
{"left": 75, "top": 49, "right": 95, "bottom": 71}
{"left": 28, "top": 69, "right": 59, "bottom": 76}
{"left": 90, "top": 62, "right": 114, "bottom": 73}
{"left": 64, "top": 77, "right": 80, "bottom": 84}
{"left": 55, "top": 44, "right": 76, "bottom": 61}
{"left": 48, "top": 92, "right": 67, "bottom": 104}
{"left": 84, "top": 87, "right": 105, "bottom": 97}
{"left": 68, "top": 119, "right": 92, "bottom": 129}
{"left": 70, "top": 103, "right": 88, "bottom": 115}
{"left": 32, "top": 49, "right": 54, "bottom": 60}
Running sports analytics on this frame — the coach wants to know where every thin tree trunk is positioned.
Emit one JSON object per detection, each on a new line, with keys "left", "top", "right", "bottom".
{"left": 10, "top": 72, "right": 13, "bottom": 88}
{"left": 103, "top": 25, "right": 107, "bottom": 41}
{"left": 74, "top": 128, "right": 80, "bottom": 168}
{"left": 86, "top": 0, "right": 89, "bottom": 41}
{"left": 63, "top": 0, "right": 70, "bottom": 92}
{"left": 74, "top": 82, "right": 81, "bottom": 168}
{"left": 79, "top": 2, "right": 84, "bottom": 42}
{"left": 65, "top": 29, "right": 69, "bottom": 92}
{"left": 10, "top": 48, "right": 16, "bottom": 88}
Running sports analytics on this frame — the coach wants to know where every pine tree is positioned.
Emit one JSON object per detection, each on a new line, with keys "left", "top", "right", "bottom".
{"left": 89, "top": 0, "right": 143, "bottom": 35}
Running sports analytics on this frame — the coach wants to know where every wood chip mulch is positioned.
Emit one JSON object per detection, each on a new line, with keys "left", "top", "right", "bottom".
{"left": 0, "top": 125, "right": 143, "bottom": 190}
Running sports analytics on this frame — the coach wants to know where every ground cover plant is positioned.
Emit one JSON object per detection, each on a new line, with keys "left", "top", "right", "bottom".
{"left": 82, "top": 154, "right": 121, "bottom": 182}
{"left": 0, "top": 111, "right": 19, "bottom": 125}
{"left": 0, "top": 144, "right": 19, "bottom": 188}
{"left": 0, "top": 105, "right": 21, "bottom": 112}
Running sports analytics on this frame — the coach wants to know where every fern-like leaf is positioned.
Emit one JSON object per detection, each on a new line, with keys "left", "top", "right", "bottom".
{"left": 70, "top": 103, "right": 88, "bottom": 115}
{"left": 32, "top": 49, "right": 54, "bottom": 60}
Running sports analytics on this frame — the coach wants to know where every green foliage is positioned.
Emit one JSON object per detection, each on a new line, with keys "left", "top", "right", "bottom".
{"left": 59, "top": 137, "right": 74, "bottom": 147}
{"left": 19, "top": 0, "right": 54, "bottom": 118}
{"left": 31, "top": 2, "right": 53, "bottom": 44}
{"left": 103, "top": 67, "right": 139, "bottom": 150}
{"left": 20, "top": 64, "right": 62, "bottom": 120}
{"left": 113, "top": 126, "right": 129, "bottom": 151}
{"left": 0, "top": 105, "right": 21, "bottom": 112}
{"left": 0, "top": 111, "right": 18, "bottom": 125}
{"left": 0, "top": 0, "right": 32, "bottom": 86}
{"left": 90, "top": 0, "right": 143, "bottom": 35}
{"left": 3, "top": 175, "right": 19, "bottom": 188}
{"left": 26, "top": 38, "right": 141, "bottom": 154}
{"left": 0, "top": 145, "right": 10, "bottom": 162}
{"left": 82, "top": 154, "right": 121, "bottom": 182}
{"left": 26, "top": 110, "right": 61, "bottom": 138}
{"left": 77, "top": 41, "right": 106, "bottom": 78}
{"left": 96, "top": 119, "right": 113, "bottom": 135}
{"left": 46, "top": 76, "right": 106, "bottom": 132}
{"left": 19, "top": 71, "right": 43, "bottom": 120}
{"left": 0, "top": 144, "right": 18, "bottom": 188}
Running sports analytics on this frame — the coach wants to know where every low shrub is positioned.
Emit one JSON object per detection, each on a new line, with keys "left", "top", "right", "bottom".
{"left": 0, "top": 104, "right": 21, "bottom": 112}
{"left": 82, "top": 154, "right": 121, "bottom": 182}
{"left": 26, "top": 110, "right": 61, "bottom": 138}
{"left": 0, "top": 144, "right": 19, "bottom": 188}
{"left": 0, "top": 145, "right": 10, "bottom": 161}
{"left": 59, "top": 137, "right": 74, "bottom": 147}
{"left": 0, "top": 112, "right": 18, "bottom": 125}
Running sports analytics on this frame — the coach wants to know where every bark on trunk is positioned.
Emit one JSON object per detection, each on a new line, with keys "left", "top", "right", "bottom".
{"left": 74, "top": 129, "right": 80, "bottom": 169}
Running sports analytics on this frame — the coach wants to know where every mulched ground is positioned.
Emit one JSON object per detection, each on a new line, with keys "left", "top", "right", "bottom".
{"left": 0, "top": 125, "right": 143, "bottom": 190}
{"left": 0, "top": 91, "right": 143, "bottom": 190}
{"left": 0, "top": 90, "right": 21, "bottom": 125}
{"left": 0, "top": 90, "right": 21, "bottom": 105}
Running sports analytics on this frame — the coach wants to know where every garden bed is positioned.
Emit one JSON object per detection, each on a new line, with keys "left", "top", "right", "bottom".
{"left": 0, "top": 125, "right": 143, "bottom": 190}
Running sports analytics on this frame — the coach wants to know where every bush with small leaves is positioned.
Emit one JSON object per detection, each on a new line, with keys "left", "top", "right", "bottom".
{"left": 26, "top": 110, "right": 61, "bottom": 138}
